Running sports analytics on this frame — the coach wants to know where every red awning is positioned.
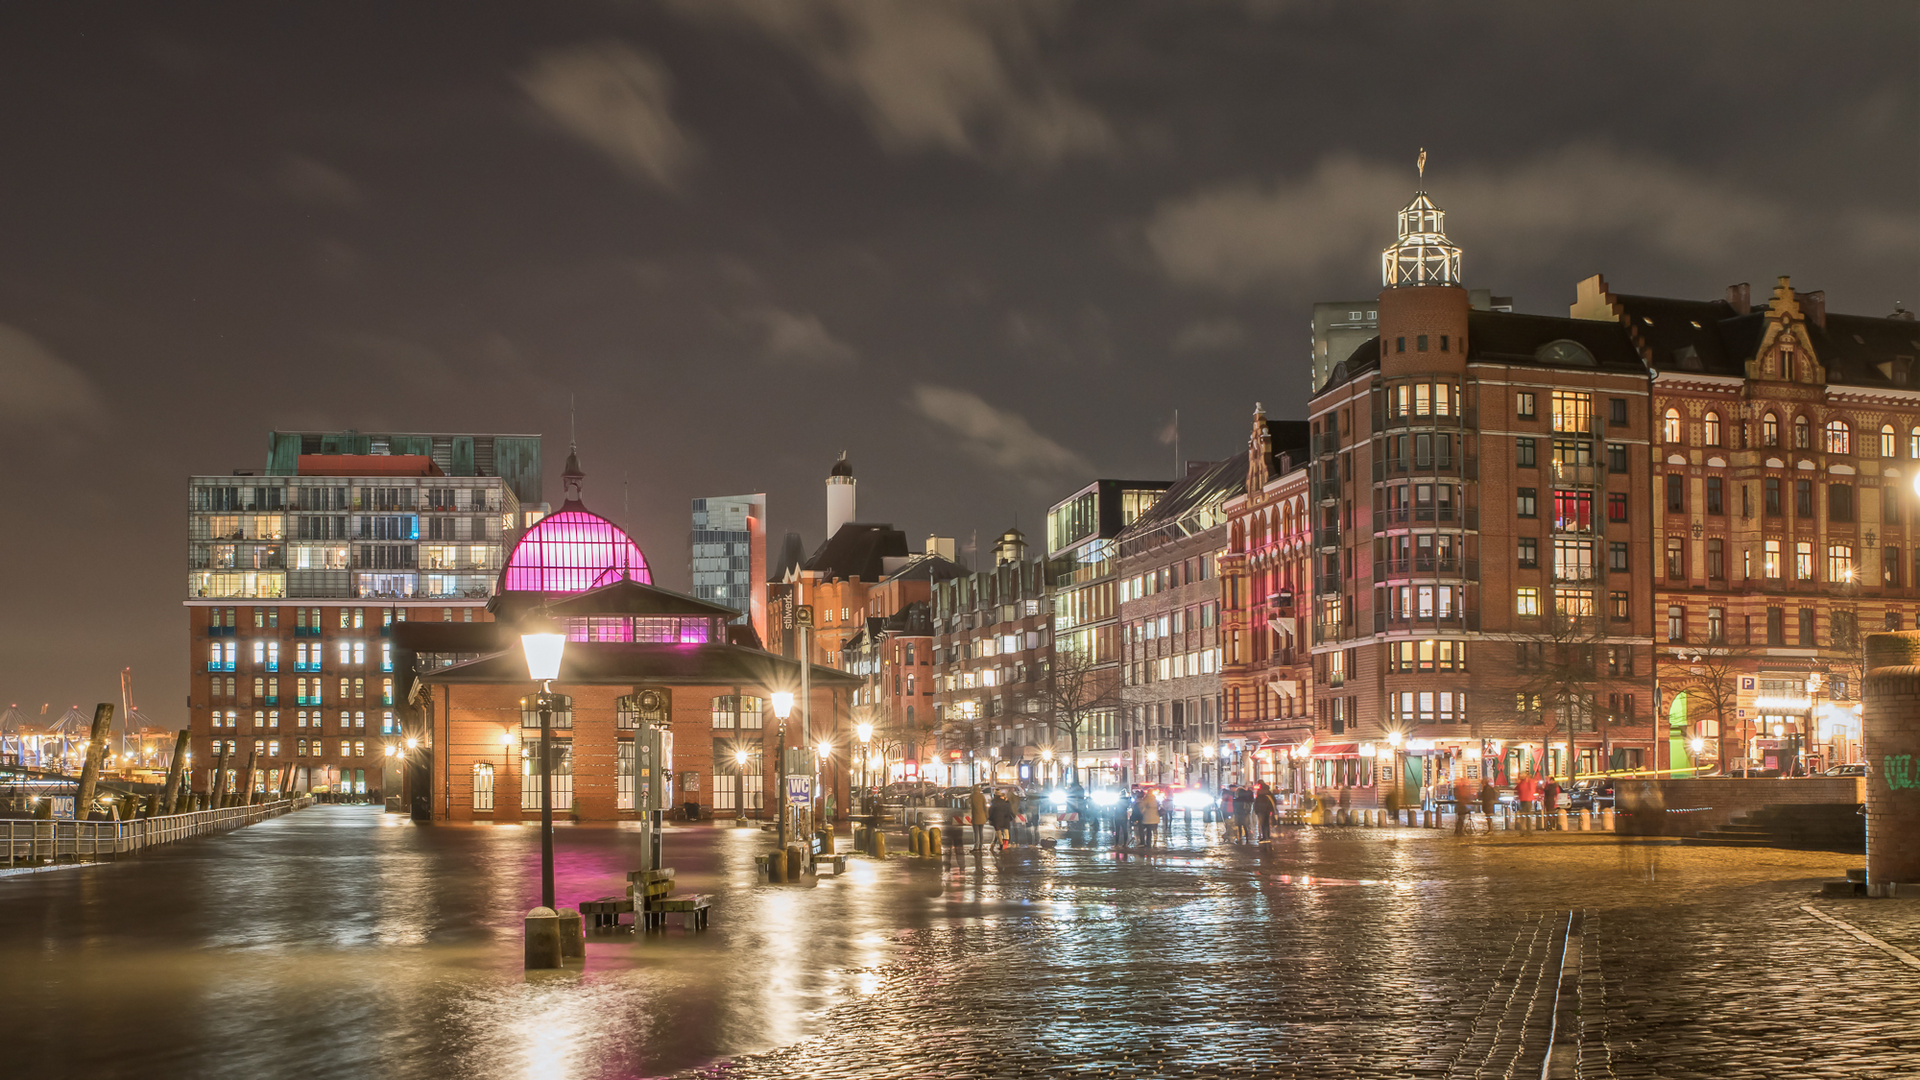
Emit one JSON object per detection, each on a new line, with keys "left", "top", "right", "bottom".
{"left": 1311, "top": 743, "right": 1359, "bottom": 758}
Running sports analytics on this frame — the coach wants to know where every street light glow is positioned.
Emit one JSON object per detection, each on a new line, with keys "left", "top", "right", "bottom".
{"left": 855, "top": 722, "right": 872, "bottom": 743}
{"left": 520, "top": 632, "right": 567, "bottom": 682}
{"left": 771, "top": 691, "right": 794, "bottom": 720}
{"left": 734, "top": 748, "right": 749, "bottom": 766}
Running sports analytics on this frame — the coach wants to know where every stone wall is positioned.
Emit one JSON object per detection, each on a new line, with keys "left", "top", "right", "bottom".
{"left": 1615, "top": 776, "right": 1863, "bottom": 836}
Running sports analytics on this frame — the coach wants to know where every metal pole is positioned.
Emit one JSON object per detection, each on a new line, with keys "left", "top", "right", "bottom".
{"left": 538, "top": 686, "right": 554, "bottom": 911}
{"left": 775, "top": 717, "right": 787, "bottom": 852}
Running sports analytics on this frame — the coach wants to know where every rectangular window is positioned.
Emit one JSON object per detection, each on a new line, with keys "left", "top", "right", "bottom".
{"left": 1609, "top": 398, "right": 1628, "bottom": 427}
{"left": 1553, "top": 490, "right": 1593, "bottom": 532}
{"left": 1607, "top": 493, "right": 1628, "bottom": 522}
{"left": 1517, "top": 392, "right": 1536, "bottom": 419}
{"left": 1607, "top": 443, "right": 1628, "bottom": 473}
{"left": 1765, "top": 478, "right": 1782, "bottom": 516}
{"left": 473, "top": 763, "right": 495, "bottom": 811}
{"left": 1609, "top": 542, "right": 1629, "bottom": 572}
{"left": 1516, "top": 438, "right": 1536, "bottom": 468}
{"left": 1798, "top": 607, "right": 1816, "bottom": 647}
{"left": 1706, "top": 477, "right": 1724, "bottom": 515}
{"left": 1767, "top": 607, "right": 1784, "bottom": 645}
{"left": 1795, "top": 541, "right": 1814, "bottom": 581}
{"left": 1516, "top": 488, "right": 1537, "bottom": 518}
{"left": 1708, "top": 606, "right": 1725, "bottom": 643}
{"left": 1888, "top": 545, "right": 1903, "bottom": 587}
{"left": 1828, "top": 543, "right": 1855, "bottom": 584}
{"left": 1667, "top": 605, "right": 1685, "bottom": 642}
{"left": 1666, "top": 474, "right": 1685, "bottom": 513}
{"left": 1830, "top": 483, "right": 1854, "bottom": 523}
{"left": 1517, "top": 538, "right": 1538, "bottom": 568}
{"left": 1707, "top": 538, "right": 1725, "bottom": 580}
{"left": 1764, "top": 539, "right": 1782, "bottom": 579}
{"left": 1609, "top": 591, "right": 1630, "bottom": 621}
{"left": 1795, "top": 479, "right": 1813, "bottom": 517}
{"left": 1554, "top": 539, "right": 1593, "bottom": 582}
{"left": 1666, "top": 536, "right": 1685, "bottom": 580}
{"left": 1551, "top": 391, "right": 1593, "bottom": 433}
{"left": 1516, "top": 587, "right": 1540, "bottom": 617}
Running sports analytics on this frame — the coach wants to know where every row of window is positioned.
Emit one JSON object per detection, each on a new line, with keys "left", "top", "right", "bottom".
{"left": 208, "top": 710, "right": 396, "bottom": 732}
{"left": 1662, "top": 605, "right": 1898, "bottom": 647}
{"left": 1663, "top": 409, "right": 1920, "bottom": 457}
{"left": 1118, "top": 556, "right": 1214, "bottom": 602}
{"left": 1515, "top": 489, "right": 1630, "bottom": 527}
{"left": 1125, "top": 648, "right": 1222, "bottom": 686}
{"left": 207, "top": 737, "right": 375, "bottom": 758}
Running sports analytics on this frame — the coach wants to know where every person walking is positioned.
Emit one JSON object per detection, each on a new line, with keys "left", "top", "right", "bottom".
{"left": 1137, "top": 786, "right": 1160, "bottom": 848}
{"left": 1111, "top": 791, "right": 1129, "bottom": 848}
{"left": 1231, "top": 784, "right": 1253, "bottom": 842}
{"left": 969, "top": 784, "right": 988, "bottom": 853}
{"left": 1542, "top": 777, "right": 1561, "bottom": 828}
{"left": 1516, "top": 773, "right": 1539, "bottom": 825}
{"left": 1336, "top": 785, "right": 1352, "bottom": 826}
{"left": 988, "top": 789, "right": 1014, "bottom": 851}
{"left": 1478, "top": 778, "right": 1500, "bottom": 833}
{"left": 1253, "top": 782, "right": 1275, "bottom": 841}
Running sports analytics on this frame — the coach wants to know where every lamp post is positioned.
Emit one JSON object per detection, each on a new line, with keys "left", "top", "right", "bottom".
{"left": 734, "top": 747, "right": 749, "bottom": 822}
{"left": 856, "top": 721, "right": 873, "bottom": 812}
{"left": 771, "top": 690, "right": 794, "bottom": 852}
{"left": 521, "top": 631, "right": 566, "bottom": 911}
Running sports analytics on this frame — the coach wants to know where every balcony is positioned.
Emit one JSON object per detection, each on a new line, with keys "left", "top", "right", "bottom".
{"left": 1373, "top": 610, "right": 1482, "bottom": 634}
{"left": 1552, "top": 565, "right": 1599, "bottom": 583}
{"left": 205, "top": 661, "right": 235, "bottom": 673}
{"left": 296, "top": 695, "right": 319, "bottom": 706}
{"left": 1374, "top": 558, "right": 1480, "bottom": 582}
{"left": 1549, "top": 517, "right": 1597, "bottom": 536}
{"left": 263, "top": 696, "right": 280, "bottom": 706}
{"left": 265, "top": 661, "right": 278, "bottom": 673}
{"left": 1314, "top": 480, "right": 1341, "bottom": 504}
{"left": 295, "top": 626, "right": 322, "bottom": 637}
{"left": 1373, "top": 507, "right": 1479, "bottom": 532}
{"left": 295, "top": 661, "right": 320, "bottom": 673}
{"left": 1313, "top": 526, "right": 1341, "bottom": 549}
{"left": 1373, "top": 455, "right": 1479, "bottom": 482}
{"left": 1379, "top": 407, "right": 1477, "bottom": 431}
{"left": 1315, "top": 432, "right": 1341, "bottom": 457}
{"left": 1551, "top": 461, "right": 1601, "bottom": 485}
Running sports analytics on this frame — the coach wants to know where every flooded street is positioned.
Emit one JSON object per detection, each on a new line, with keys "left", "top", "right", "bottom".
{"left": 0, "top": 805, "right": 1903, "bottom": 1079}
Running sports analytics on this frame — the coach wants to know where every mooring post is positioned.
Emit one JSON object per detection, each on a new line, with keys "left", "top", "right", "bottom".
{"left": 74, "top": 704, "right": 115, "bottom": 821}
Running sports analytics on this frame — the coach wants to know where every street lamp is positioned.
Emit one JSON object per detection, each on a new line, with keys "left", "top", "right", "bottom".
{"left": 771, "top": 690, "right": 794, "bottom": 851}
{"left": 521, "top": 630, "right": 566, "bottom": 911}
{"left": 734, "top": 746, "right": 750, "bottom": 823}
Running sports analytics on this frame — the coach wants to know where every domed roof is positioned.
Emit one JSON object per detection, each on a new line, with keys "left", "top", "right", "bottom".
{"left": 829, "top": 451, "right": 853, "bottom": 478}
{"left": 501, "top": 508, "right": 651, "bottom": 595}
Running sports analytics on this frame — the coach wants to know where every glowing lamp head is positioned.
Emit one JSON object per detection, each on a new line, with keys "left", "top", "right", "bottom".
{"left": 1689, "top": 737, "right": 1706, "bottom": 753}
{"left": 816, "top": 742, "right": 831, "bottom": 760}
{"left": 501, "top": 728, "right": 515, "bottom": 747}
{"left": 1040, "top": 748, "right": 1052, "bottom": 761}
{"left": 1386, "top": 731, "right": 1404, "bottom": 748}
{"left": 771, "top": 691, "right": 794, "bottom": 720}
{"left": 520, "top": 632, "right": 567, "bottom": 682}
{"left": 384, "top": 746, "right": 396, "bottom": 758}
{"left": 856, "top": 722, "right": 873, "bottom": 743}
{"left": 405, "top": 737, "right": 418, "bottom": 750}
{"left": 734, "top": 748, "right": 750, "bottom": 766}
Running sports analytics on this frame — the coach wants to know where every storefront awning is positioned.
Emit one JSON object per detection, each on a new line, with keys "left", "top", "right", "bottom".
{"left": 1311, "top": 742, "right": 1359, "bottom": 758}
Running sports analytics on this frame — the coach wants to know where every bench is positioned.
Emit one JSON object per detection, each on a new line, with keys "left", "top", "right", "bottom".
{"left": 819, "top": 852, "right": 850, "bottom": 876}
{"left": 649, "top": 893, "right": 712, "bottom": 930}
{"left": 579, "top": 895, "right": 634, "bottom": 928}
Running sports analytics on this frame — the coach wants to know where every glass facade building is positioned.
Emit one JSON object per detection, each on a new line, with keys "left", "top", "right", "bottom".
{"left": 690, "top": 493, "right": 766, "bottom": 631}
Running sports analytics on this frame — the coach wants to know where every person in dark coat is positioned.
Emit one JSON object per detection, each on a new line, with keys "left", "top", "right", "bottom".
{"left": 1232, "top": 785, "right": 1254, "bottom": 842}
{"left": 1542, "top": 778, "right": 1561, "bottom": 827}
{"left": 1478, "top": 779, "right": 1500, "bottom": 833}
{"left": 988, "top": 791, "right": 1015, "bottom": 850}
{"left": 1253, "top": 783, "right": 1276, "bottom": 841}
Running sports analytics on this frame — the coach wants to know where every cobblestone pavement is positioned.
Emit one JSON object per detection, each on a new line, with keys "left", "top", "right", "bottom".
{"left": 1, "top": 807, "right": 1909, "bottom": 1079}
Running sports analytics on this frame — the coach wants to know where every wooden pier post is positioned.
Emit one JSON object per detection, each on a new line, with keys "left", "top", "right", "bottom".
{"left": 238, "top": 749, "right": 258, "bottom": 806}
{"left": 210, "top": 743, "right": 231, "bottom": 810}
{"left": 159, "top": 729, "right": 189, "bottom": 817}
{"left": 73, "top": 703, "right": 115, "bottom": 820}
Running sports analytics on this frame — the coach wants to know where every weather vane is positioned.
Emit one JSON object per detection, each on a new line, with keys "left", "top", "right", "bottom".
{"left": 1417, "top": 148, "right": 1426, "bottom": 179}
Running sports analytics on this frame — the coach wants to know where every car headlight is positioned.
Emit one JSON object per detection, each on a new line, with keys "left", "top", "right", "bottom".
{"left": 1172, "top": 790, "right": 1213, "bottom": 810}
{"left": 1048, "top": 790, "right": 1069, "bottom": 806}
{"left": 1089, "top": 790, "right": 1119, "bottom": 807}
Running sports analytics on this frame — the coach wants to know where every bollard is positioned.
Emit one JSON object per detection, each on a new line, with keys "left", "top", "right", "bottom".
{"left": 1555, "top": 808, "right": 1568, "bottom": 831}
{"left": 873, "top": 830, "right": 887, "bottom": 859}
{"left": 927, "top": 826, "right": 941, "bottom": 857}
{"left": 767, "top": 849, "right": 787, "bottom": 883}
{"left": 524, "top": 906, "right": 563, "bottom": 970}
{"left": 852, "top": 822, "right": 865, "bottom": 852}
{"left": 1601, "top": 807, "right": 1614, "bottom": 832}
{"left": 787, "top": 844, "right": 804, "bottom": 880}
{"left": 818, "top": 829, "right": 835, "bottom": 856}
{"left": 1578, "top": 809, "right": 1591, "bottom": 832}
{"left": 909, "top": 825, "right": 924, "bottom": 857}
{"left": 557, "top": 908, "right": 584, "bottom": 958}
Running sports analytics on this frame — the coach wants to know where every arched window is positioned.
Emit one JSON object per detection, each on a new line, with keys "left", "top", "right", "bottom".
{"left": 1910, "top": 426, "right": 1920, "bottom": 460}
{"left": 1881, "top": 424, "right": 1897, "bottom": 459}
{"left": 1793, "top": 415, "right": 1811, "bottom": 450}
{"left": 1824, "top": 419, "right": 1851, "bottom": 455}
{"left": 1763, "top": 413, "right": 1780, "bottom": 447}
{"left": 1663, "top": 408, "right": 1683, "bottom": 444}
{"left": 1704, "top": 412, "right": 1722, "bottom": 447}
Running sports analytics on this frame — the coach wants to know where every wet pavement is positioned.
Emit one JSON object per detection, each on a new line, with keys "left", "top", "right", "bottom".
{"left": 0, "top": 805, "right": 1910, "bottom": 1079}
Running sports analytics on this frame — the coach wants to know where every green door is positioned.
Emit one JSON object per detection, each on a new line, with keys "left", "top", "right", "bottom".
{"left": 1401, "top": 755, "right": 1424, "bottom": 807}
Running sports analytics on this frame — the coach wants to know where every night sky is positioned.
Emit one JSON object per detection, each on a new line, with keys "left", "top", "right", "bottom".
{"left": 0, "top": 2, "right": 1913, "bottom": 724}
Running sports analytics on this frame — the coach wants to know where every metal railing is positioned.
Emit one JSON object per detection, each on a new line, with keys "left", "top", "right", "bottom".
{"left": 2, "top": 798, "right": 311, "bottom": 867}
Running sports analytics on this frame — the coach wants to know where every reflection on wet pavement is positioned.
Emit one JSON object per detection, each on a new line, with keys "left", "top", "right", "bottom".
{"left": 0, "top": 805, "right": 1898, "bottom": 1079}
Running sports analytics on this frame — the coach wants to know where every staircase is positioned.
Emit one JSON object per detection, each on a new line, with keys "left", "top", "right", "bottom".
{"left": 1683, "top": 803, "right": 1864, "bottom": 852}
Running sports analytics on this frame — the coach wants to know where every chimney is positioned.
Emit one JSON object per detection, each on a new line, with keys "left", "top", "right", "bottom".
{"left": 825, "top": 452, "right": 855, "bottom": 539}
{"left": 1798, "top": 289, "right": 1827, "bottom": 328}
{"left": 925, "top": 535, "right": 956, "bottom": 561}
{"left": 1726, "top": 282, "right": 1751, "bottom": 315}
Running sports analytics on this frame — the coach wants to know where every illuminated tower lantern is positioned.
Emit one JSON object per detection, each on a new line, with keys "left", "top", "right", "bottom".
{"left": 826, "top": 452, "right": 856, "bottom": 540}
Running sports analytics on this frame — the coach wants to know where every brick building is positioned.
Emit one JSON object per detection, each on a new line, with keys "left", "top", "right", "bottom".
{"left": 1309, "top": 183, "right": 1657, "bottom": 807}
{"left": 1573, "top": 274, "right": 1920, "bottom": 773}
{"left": 186, "top": 430, "right": 539, "bottom": 804}
{"left": 1114, "top": 417, "right": 1305, "bottom": 790}
{"left": 929, "top": 528, "right": 1063, "bottom": 786}
{"left": 1219, "top": 408, "right": 1315, "bottom": 789}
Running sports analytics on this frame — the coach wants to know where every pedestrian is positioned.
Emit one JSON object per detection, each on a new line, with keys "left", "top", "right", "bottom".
{"left": 1516, "top": 773, "right": 1539, "bottom": 819}
{"left": 969, "top": 784, "right": 988, "bottom": 853}
{"left": 1111, "top": 792, "right": 1128, "bottom": 848}
{"left": 1010, "top": 788, "right": 1027, "bottom": 845}
{"left": 1479, "top": 777, "right": 1499, "bottom": 833}
{"left": 988, "top": 789, "right": 1014, "bottom": 850}
{"left": 1137, "top": 786, "right": 1160, "bottom": 847}
{"left": 1384, "top": 784, "right": 1403, "bottom": 825}
{"left": 1542, "top": 777, "right": 1561, "bottom": 827}
{"left": 1253, "top": 782, "right": 1275, "bottom": 841}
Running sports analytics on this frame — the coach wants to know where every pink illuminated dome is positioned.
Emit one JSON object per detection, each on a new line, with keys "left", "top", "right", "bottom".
{"left": 498, "top": 446, "right": 651, "bottom": 595}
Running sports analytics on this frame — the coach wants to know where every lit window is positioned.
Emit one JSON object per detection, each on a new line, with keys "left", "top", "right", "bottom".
{"left": 1516, "top": 587, "right": 1540, "bottom": 617}
{"left": 1662, "top": 408, "right": 1683, "bottom": 444}
{"left": 1703, "top": 412, "right": 1721, "bottom": 447}
{"left": 1795, "top": 541, "right": 1814, "bottom": 581}
{"left": 1882, "top": 425, "right": 1897, "bottom": 459}
{"left": 1824, "top": 419, "right": 1851, "bottom": 454}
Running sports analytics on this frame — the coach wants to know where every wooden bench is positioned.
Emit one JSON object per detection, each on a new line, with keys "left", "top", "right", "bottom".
{"left": 819, "top": 852, "right": 849, "bottom": 876}
{"left": 650, "top": 893, "right": 712, "bottom": 930}
{"left": 579, "top": 895, "right": 634, "bottom": 928}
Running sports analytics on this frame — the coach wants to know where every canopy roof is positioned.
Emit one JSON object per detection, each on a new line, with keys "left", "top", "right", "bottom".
{"left": 500, "top": 508, "right": 651, "bottom": 594}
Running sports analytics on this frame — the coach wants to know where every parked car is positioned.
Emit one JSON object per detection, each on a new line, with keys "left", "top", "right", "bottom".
{"left": 1825, "top": 763, "right": 1867, "bottom": 777}
{"left": 1566, "top": 779, "right": 1615, "bottom": 810}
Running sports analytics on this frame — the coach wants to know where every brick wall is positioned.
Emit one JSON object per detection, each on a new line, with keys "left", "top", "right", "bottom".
{"left": 1864, "top": 631, "right": 1920, "bottom": 884}
{"left": 1615, "top": 776, "right": 1863, "bottom": 836}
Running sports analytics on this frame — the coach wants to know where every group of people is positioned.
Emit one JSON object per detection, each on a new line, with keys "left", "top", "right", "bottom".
{"left": 1220, "top": 781, "right": 1282, "bottom": 841}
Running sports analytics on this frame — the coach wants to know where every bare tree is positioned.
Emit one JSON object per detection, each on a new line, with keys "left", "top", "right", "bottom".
{"left": 1039, "top": 641, "right": 1124, "bottom": 791}
{"left": 1512, "top": 606, "right": 1615, "bottom": 784}
{"left": 1660, "top": 642, "right": 1759, "bottom": 773}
